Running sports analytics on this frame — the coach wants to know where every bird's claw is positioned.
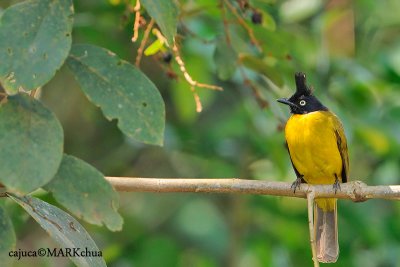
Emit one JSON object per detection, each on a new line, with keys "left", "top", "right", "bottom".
{"left": 333, "top": 175, "right": 341, "bottom": 194}
{"left": 291, "top": 176, "right": 303, "bottom": 193}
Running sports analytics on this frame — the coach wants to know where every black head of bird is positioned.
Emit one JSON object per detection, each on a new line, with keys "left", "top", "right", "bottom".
{"left": 277, "top": 72, "right": 328, "bottom": 114}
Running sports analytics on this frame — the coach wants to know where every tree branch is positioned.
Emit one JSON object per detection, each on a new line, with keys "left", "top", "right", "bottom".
{"left": 131, "top": 0, "right": 141, "bottom": 42}
{"left": 307, "top": 191, "right": 319, "bottom": 267}
{"left": 105, "top": 177, "right": 400, "bottom": 201}
{"left": 135, "top": 19, "right": 154, "bottom": 67}
{"left": 171, "top": 42, "right": 223, "bottom": 112}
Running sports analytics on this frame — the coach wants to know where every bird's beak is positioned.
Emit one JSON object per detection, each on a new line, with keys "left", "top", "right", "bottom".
{"left": 277, "top": 98, "right": 299, "bottom": 109}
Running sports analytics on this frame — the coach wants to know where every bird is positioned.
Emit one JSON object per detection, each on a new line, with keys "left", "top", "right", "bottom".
{"left": 277, "top": 72, "right": 349, "bottom": 263}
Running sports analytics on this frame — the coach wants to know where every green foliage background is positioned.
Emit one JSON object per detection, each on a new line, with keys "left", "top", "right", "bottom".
{"left": 2, "top": 0, "right": 400, "bottom": 266}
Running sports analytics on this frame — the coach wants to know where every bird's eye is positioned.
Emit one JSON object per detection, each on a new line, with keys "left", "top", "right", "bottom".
{"left": 299, "top": 100, "right": 306, "bottom": 106}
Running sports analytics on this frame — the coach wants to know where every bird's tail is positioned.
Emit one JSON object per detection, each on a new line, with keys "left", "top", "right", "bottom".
{"left": 314, "top": 198, "right": 338, "bottom": 263}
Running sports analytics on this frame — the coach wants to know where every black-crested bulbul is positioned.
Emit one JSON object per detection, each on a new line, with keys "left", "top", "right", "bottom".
{"left": 277, "top": 72, "right": 349, "bottom": 263}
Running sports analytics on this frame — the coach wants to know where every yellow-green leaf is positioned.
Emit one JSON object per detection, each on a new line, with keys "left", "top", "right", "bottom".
{"left": 144, "top": 39, "right": 164, "bottom": 56}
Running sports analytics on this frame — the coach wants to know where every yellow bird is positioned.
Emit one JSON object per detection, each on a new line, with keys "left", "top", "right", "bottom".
{"left": 277, "top": 72, "right": 349, "bottom": 263}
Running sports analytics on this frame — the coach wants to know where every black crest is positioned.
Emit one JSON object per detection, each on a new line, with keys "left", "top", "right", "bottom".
{"left": 277, "top": 72, "right": 327, "bottom": 114}
{"left": 294, "top": 72, "right": 312, "bottom": 97}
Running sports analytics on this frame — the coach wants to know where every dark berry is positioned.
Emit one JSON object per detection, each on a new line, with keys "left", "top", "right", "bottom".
{"left": 251, "top": 11, "right": 263, "bottom": 25}
{"left": 162, "top": 52, "right": 172, "bottom": 63}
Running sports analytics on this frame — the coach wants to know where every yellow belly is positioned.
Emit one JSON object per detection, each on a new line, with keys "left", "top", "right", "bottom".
{"left": 285, "top": 111, "right": 343, "bottom": 184}
{"left": 285, "top": 111, "right": 344, "bottom": 211}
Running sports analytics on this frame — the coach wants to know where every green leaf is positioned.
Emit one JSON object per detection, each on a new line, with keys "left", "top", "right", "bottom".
{"left": 144, "top": 39, "right": 164, "bottom": 56}
{"left": 0, "top": 0, "right": 74, "bottom": 94}
{"left": 0, "top": 94, "right": 63, "bottom": 194}
{"left": 8, "top": 194, "right": 106, "bottom": 267}
{"left": 0, "top": 205, "right": 16, "bottom": 267}
{"left": 66, "top": 44, "right": 165, "bottom": 146}
{"left": 44, "top": 155, "right": 123, "bottom": 231}
{"left": 261, "top": 11, "right": 276, "bottom": 31}
{"left": 213, "top": 37, "right": 237, "bottom": 81}
{"left": 141, "top": 0, "right": 178, "bottom": 45}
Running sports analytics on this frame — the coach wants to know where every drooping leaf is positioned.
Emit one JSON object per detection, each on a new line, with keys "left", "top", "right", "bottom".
{"left": 8, "top": 194, "right": 106, "bottom": 267}
{"left": 66, "top": 44, "right": 165, "bottom": 146}
{"left": 0, "top": 94, "right": 63, "bottom": 194}
{"left": 0, "top": 0, "right": 74, "bottom": 94}
{"left": 141, "top": 0, "right": 178, "bottom": 45}
{"left": 213, "top": 37, "right": 237, "bottom": 80}
{"left": 44, "top": 155, "right": 123, "bottom": 231}
{"left": 0, "top": 205, "right": 16, "bottom": 267}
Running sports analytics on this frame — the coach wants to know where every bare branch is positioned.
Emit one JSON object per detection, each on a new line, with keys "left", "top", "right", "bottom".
{"left": 131, "top": 0, "right": 141, "bottom": 42}
{"left": 135, "top": 19, "right": 155, "bottom": 67}
{"left": 105, "top": 177, "right": 400, "bottom": 201}
{"left": 172, "top": 43, "right": 223, "bottom": 91}
{"left": 238, "top": 67, "right": 269, "bottom": 109}
{"left": 171, "top": 42, "right": 223, "bottom": 112}
{"left": 220, "top": 0, "right": 231, "bottom": 44}
{"left": 307, "top": 191, "right": 319, "bottom": 267}
{"left": 189, "top": 85, "right": 202, "bottom": 112}
{"left": 152, "top": 28, "right": 167, "bottom": 44}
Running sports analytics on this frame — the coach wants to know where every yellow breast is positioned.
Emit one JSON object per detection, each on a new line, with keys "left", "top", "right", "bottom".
{"left": 285, "top": 111, "right": 343, "bottom": 185}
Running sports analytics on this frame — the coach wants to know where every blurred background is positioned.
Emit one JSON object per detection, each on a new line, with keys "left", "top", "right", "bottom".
{"left": 2, "top": 0, "right": 400, "bottom": 266}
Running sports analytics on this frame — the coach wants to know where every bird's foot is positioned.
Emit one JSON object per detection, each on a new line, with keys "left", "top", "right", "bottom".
{"left": 333, "top": 175, "right": 341, "bottom": 194}
{"left": 291, "top": 176, "right": 303, "bottom": 193}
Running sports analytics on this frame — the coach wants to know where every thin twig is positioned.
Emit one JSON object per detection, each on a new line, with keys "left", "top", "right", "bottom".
{"left": 152, "top": 28, "right": 167, "bottom": 44}
{"left": 238, "top": 67, "right": 269, "bottom": 108}
{"left": 307, "top": 191, "right": 319, "bottom": 267}
{"left": 172, "top": 43, "right": 223, "bottom": 91}
{"left": 190, "top": 85, "right": 202, "bottom": 112}
{"left": 223, "top": 0, "right": 262, "bottom": 52}
{"left": 220, "top": 0, "right": 231, "bottom": 44}
{"left": 220, "top": 2, "right": 266, "bottom": 108}
{"left": 172, "top": 42, "right": 223, "bottom": 112}
{"left": 135, "top": 19, "right": 155, "bottom": 67}
{"left": 131, "top": 0, "right": 141, "bottom": 42}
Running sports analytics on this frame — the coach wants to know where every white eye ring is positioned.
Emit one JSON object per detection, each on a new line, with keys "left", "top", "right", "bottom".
{"left": 299, "top": 100, "right": 306, "bottom": 106}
